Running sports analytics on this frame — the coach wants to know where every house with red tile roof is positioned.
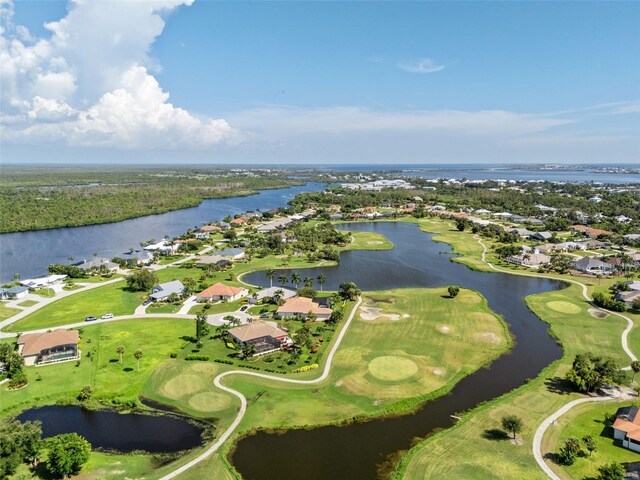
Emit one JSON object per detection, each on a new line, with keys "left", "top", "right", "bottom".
{"left": 196, "top": 283, "right": 248, "bottom": 302}
{"left": 228, "top": 320, "right": 292, "bottom": 355}
{"left": 17, "top": 330, "right": 80, "bottom": 366}
{"left": 277, "top": 297, "right": 332, "bottom": 321}
{"left": 612, "top": 406, "right": 640, "bottom": 453}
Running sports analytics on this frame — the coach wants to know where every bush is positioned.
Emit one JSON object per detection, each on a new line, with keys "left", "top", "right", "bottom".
{"left": 293, "top": 363, "right": 319, "bottom": 373}
{"left": 169, "top": 352, "right": 178, "bottom": 358}
{"left": 185, "top": 355, "right": 209, "bottom": 361}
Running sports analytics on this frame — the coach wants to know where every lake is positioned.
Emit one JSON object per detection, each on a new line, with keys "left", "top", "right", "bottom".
{"left": 0, "top": 182, "right": 323, "bottom": 283}
{"left": 17, "top": 405, "right": 204, "bottom": 453}
{"left": 237, "top": 222, "right": 565, "bottom": 480}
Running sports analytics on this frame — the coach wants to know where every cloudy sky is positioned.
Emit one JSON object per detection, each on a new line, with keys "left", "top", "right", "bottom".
{"left": 1, "top": 0, "right": 639, "bottom": 164}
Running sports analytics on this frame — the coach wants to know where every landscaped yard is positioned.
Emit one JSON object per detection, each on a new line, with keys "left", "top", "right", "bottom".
{"left": 146, "top": 302, "right": 183, "bottom": 314}
{"left": 16, "top": 300, "right": 39, "bottom": 307}
{"left": 0, "top": 303, "right": 21, "bottom": 321}
{"left": 542, "top": 400, "right": 640, "bottom": 480}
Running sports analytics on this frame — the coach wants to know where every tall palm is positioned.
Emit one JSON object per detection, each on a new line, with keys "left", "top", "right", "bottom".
{"left": 304, "top": 277, "right": 313, "bottom": 288}
{"left": 278, "top": 274, "right": 288, "bottom": 286}
{"left": 291, "top": 272, "right": 301, "bottom": 289}
{"left": 317, "top": 274, "right": 326, "bottom": 292}
{"left": 266, "top": 269, "right": 276, "bottom": 288}
{"left": 134, "top": 350, "right": 143, "bottom": 372}
{"left": 116, "top": 346, "right": 125, "bottom": 365}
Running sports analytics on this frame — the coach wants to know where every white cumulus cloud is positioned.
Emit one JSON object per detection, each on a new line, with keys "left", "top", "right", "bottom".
{"left": 398, "top": 57, "right": 445, "bottom": 74}
{"left": 0, "top": 0, "right": 237, "bottom": 150}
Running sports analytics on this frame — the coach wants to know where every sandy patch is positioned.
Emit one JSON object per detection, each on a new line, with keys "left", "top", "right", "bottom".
{"left": 188, "top": 392, "right": 232, "bottom": 412}
{"left": 367, "top": 241, "right": 384, "bottom": 245}
{"left": 368, "top": 356, "right": 418, "bottom": 381}
{"left": 547, "top": 301, "right": 581, "bottom": 314}
{"left": 160, "top": 374, "right": 204, "bottom": 399}
{"left": 359, "top": 305, "right": 403, "bottom": 321}
{"left": 334, "top": 380, "right": 343, "bottom": 387}
{"left": 432, "top": 368, "right": 445, "bottom": 376}
{"left": 477, "top": 332, "right": 502, "bottom": 345}
{"left": 437, "top": 325, "right": 450, "bottom": 333}
{"left": 588, "top": 308, "right": 609, "bottom": 319}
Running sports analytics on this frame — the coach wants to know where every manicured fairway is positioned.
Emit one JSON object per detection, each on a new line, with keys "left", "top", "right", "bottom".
{"left": 341, "top": 230, "right": 394, "bottom": 251}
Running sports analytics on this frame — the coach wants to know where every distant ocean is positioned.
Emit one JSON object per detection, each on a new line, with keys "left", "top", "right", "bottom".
{"left": 315, "top": 164, "right": 640, "bottom": 184}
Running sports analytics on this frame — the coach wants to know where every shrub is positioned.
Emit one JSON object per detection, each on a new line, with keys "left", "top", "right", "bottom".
{"left": 293, "top": 363, "right": 319, "bottom": 373}
{"left": 185, "top": 355, "right": 209, "bottom": 361}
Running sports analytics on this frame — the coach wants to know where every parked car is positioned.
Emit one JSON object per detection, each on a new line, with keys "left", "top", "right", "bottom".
{"left": 102, "top": 313, "right": 114, "bottom": 319}
{"left": 142, "top": 299, "right": 151, "bottom": 306}
{"left": 259, "top": 313, "right": 271, "bottom": 318}
{"left": 85, "top": 316, "right": 98, "bottom": 322}
{"left": 240, "top": 305, "right": 249, "bottom": 312}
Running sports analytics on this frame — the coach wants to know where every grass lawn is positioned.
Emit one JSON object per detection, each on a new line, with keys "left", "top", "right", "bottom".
{"left": 392, "top": 223, "right": 636, "bottom": 480}
{"left": 188, "top": 300, "right": 244, "bottom": 315}
{"left": 3, "top": 281, "right": 141, "bottom": 333}
{"left": 1, "top": 317, "right": 196, "bottom": 414}
{"left": 341, "top": 230, "right": 393, "bottom": 251}
{"left": 72, "top": 274, "right": 123, "bottom": 284}
{"left": 0, "top": 303, "right": 21, "bottom": 321}
{"left": 146, "top": 302, "right": 183, "bottom": 314}
{"left": 542, "top": 400, "right": 640, "bottom": 480}
{"left": 32, "top": 288, "right": 55, "bottom": 298}
{"left": 16, "top": 300, "right": 39, "bottom": 307}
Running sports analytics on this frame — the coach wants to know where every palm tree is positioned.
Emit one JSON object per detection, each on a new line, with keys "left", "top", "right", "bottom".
{"left": 304, "top": 277, "right": 313, "bottom": 288}
{"left": 278, "top": 273, "right": 288, "bottom": 286}
{"left": 67, "top": 256, "right": 74, "bottom": 264}
{"left": 273, "top": 289, "right": 284, "bottom": 305}
{"left": 291, "top": 272, "right": 301, "bottom": 289}
{"left": 116, "top": 345, "right": 125, "bottom": 365}
{"left": 317, "top": 274, "right": 326, "bottom": 292}
{"left": 134, "top": 350, "right": 143, "bottom": 372}
{"left": 266, "top": 268, "right": 276, "bottom": 288}
{"left": 631, "top": 360, "right": 640, "bottom": 385}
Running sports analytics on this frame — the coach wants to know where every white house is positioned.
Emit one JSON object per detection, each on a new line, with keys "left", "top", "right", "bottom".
{"left": 572, "top": 257, "right": 614, "bottom": 275}
{"left": 612, "top": 406, "right": 640, "bottom": 453}
{"left": 249, "top": 287, "right": 297, "bottom": 304}
{"left": 150, "top": 280, "right": 186, "bottom": 302}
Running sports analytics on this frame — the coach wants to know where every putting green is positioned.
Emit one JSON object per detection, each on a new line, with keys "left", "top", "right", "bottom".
{"left": 547, "top": 301, "right": 581, "bottom": 314}
{"left": 160, "top": 374, "right": 204, "bottom": 399}
{"left": 188, "top": 392, "right": 232, "bottom": 412}
{"left": 368, "top": 356, "right": 418, "bottom": 381}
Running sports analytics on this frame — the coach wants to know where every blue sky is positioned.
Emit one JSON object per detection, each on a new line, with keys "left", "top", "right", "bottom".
{"left": 2, "top": 0, "right": 639, "bottom": 164}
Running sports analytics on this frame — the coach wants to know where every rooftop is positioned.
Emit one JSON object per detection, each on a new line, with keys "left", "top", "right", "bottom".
{"left": 18, "top": 330, "right": 79, "bottom": 357}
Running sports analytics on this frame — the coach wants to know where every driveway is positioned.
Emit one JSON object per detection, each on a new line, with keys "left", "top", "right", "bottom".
{"left": 206, "top": 311, "right": 254, "bottom": 326}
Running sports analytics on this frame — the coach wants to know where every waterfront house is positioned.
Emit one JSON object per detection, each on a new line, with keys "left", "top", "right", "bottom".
{"left": 150, "top": 280, "right": 186, "bottom": 302}
{"left": 277, "top": 296, "right": 332, "bottom": 320}
{"left": 17, "top": 330, "right": 80, "bottom": 366}
{"left": 505, "top": 253, "right": 551, "bottom": 268}
{"left": 196, "top": 283, "right": 248, "bottom": 302}
{"left": 121, "top": 250, "right": 154, "bottom": 265}
{"left": 77, "top": 257, "right": 119, "bottom": 272}
{"left": 612, "top": 406, "right": 640, "bottom": 453}
{"left": 572, "top": 257, "right": 614, "bottom": 275}
{"left": 210, "top": 248, "right": 245, "bottom": 260}
{"left": 3, "top": 285, "right": 30, "bottom": 299}
{"left": 249, "top": 287, "right": 297, "bottom": 304}
{"left": 228, "top": 320, "right": 292, "bottom": 355}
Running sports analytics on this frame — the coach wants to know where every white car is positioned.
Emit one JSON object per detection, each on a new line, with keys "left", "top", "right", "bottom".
{"left": 102, "top": 313, "right": 114, "bottom": 319}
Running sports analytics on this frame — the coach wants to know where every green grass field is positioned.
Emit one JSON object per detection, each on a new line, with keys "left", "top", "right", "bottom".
{"left": 341, "top": 230, "right": 394, "bottom": 251}
{"left": 542, "top": 400, "right": 640, "bottom": 480}
{"left": 16, "top": 300, "right": 39, "bottom": 307}
{"left": 0, "top": 303, "right": 21, "bottom": 321}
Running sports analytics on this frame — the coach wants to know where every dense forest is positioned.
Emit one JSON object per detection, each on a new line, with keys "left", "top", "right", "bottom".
{"left": 0, "top": 167, "right": 303, "bottom": 233}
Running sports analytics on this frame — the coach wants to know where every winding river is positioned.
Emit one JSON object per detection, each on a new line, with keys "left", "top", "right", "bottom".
{"left": 238, "top": 222, "right": 565, "bottom": 480}
{"left": 0, "top": 182, "right": 323, "bottom": 283}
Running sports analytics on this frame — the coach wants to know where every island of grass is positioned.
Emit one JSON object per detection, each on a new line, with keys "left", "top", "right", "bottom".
{"left": 542, "top": 401, "right": 640, "bottom": 480}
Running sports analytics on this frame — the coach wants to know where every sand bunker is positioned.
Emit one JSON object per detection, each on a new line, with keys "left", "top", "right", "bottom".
{"left": 359, "top": 305, "right": 405, "bottom": 321}
{"left": 588, "top": 308, "right": 609, "bottom": 319}
{"left": 368, "top": 356, "right": 418, "bottom": 381}
{"left": 367, "top": 241, "right": 384, "bottom": 245}
{"left": 547, "top": 301, "right": 581, "bottom": 314}
{"left": 437, "top": 325, "right": 450, "bottom": 333}
{"left": 432, "top": 368, "right": 445, "bottom": 376}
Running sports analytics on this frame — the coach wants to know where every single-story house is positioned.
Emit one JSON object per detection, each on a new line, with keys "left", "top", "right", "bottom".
{"left": 76, "top": 258, "right": 119, "bottom": 272}
{"left": 199, "top": 224, "right": 222, "bottom": 233}
{"left": 196, "top": 283, "right": 248, "bottom": 302}
{"left": 17, "top": 329, "right": 80, "bottom": 366}
{"left": 612, "top": 406, "right": 640, "bottom": 453}
{"left": 194, "top": 232, "right": 209, "bottom": 240}
{"left": 210, "top": 248, "right": 245, "bottom": 260}
{"left": 143, "top": 240, "right": 178, "bottom": 255}
{"left": 121, "top": 250, "right": 154, "bottom": 265}
{"left": 228, "top": 320, "right": 292, "bottom": 355}
{"left": 249, "top": 287, "right": 297, "bottom": 304}
{"left": 150, "top": 280, "right": 186, "bottom": 302}
{"left": 1, "top": 285, "right": 30, "bottom": 299}
{"left": 531, "top": 231, "right": 553, "bottom": 242}
{"left": 615, "top": 290, "right": 640, "bottom": 309}
{"left": 505, "top": 253, "right": 551, "bottom": 268}
{"left": 510, "top": 228, "right": 535, "bottom": 238}
{"left": 572, "top": 225, "right": 613, "bottom": 238}
{"left": 626, "top": 281, "right": 640, "bottom": 292}
{"left": 277, "top": 296, "right": 333, "bottom": 321}
{"left": 194, "top": 255, "right": 232, "bottom": 269}
{"left": 554, "top": 241, "right": 587, "bottom": 252}
{"left": 20, "top": 274, "right": 67, "bottom": 289}
{"left": 572, "top": 257, "right": 614, "bottom": 274}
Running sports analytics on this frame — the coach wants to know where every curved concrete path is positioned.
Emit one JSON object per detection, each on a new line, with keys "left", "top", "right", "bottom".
{"left": 158, "top": 296, "right": 362, "bottom": 480}
{"left": 476, "top": 237, "right": 638, "bottom": 480}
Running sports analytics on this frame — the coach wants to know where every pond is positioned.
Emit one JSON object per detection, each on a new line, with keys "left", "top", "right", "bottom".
{"left": 17, "top": 405, "right": 204, "bottom": 453}
{"left": 236, "top": 221, "right": 565, "bottom": 480}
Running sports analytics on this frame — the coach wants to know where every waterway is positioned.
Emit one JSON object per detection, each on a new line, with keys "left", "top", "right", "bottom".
{"left": 17, "top": 405, "right": 204, "bottom": 453}
{"left": 237, "top": 221, "right": 565, "bottom": 480}
{"left": 0, "top": 183, "right": 323, "bottom": 283}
